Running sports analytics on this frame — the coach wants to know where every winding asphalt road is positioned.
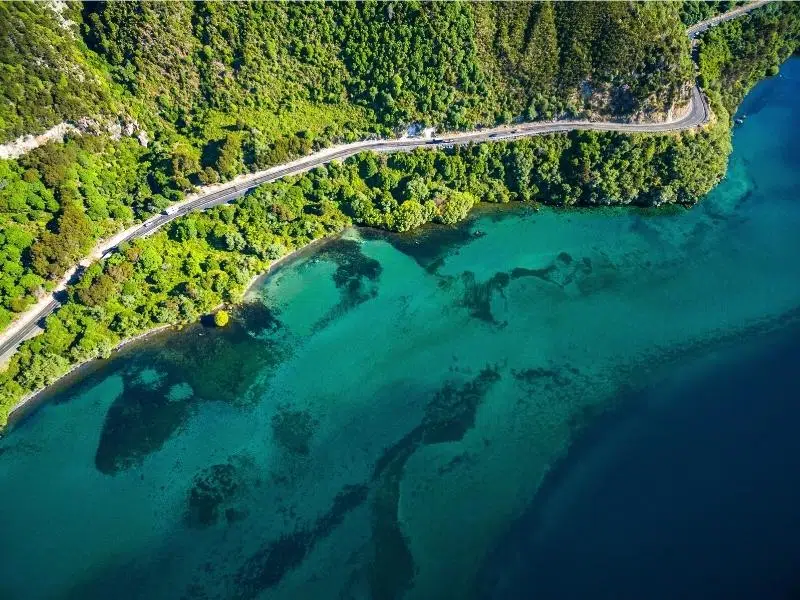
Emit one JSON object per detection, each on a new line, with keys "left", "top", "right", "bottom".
{"left": 0, "top": 1, "right": 770, "bottom": 360}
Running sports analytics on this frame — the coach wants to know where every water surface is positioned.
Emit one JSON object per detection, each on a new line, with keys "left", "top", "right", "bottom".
{"left": 1, "top": 60, "right": 799, "bottom": 600}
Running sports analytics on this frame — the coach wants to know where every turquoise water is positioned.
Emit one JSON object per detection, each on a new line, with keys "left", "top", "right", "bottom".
{"left": 1, "top": 60, "right": 800, "bottom": 600}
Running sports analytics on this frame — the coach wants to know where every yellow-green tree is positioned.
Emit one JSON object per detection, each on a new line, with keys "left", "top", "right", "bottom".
{"left": 214, "top": 309, "right": 230, "bottom": 327}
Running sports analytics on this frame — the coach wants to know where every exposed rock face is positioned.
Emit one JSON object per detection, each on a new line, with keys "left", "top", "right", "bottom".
{"left": 0, "top": 117, "right": 148, "bottom": 159}
{"left": 46, "top": 0, "right": 77, "bottom": 34}
{"left": 0, "top": 123, "right": 78, "bottom": 160}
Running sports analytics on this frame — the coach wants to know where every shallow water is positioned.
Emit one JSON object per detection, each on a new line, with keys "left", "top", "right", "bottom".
{"left": 1, "top": 61, "right": 799, "bottom": 600}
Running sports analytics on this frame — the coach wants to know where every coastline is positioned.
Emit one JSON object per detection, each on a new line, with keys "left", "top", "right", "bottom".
{"left": 243, "top": 233, "right": 343, "bottom": 299}
{"left": 6, "top": 324, "right": 173, "bottom": 430}
{"left": 3, "top": 231, "right": 344, "bottom": 431}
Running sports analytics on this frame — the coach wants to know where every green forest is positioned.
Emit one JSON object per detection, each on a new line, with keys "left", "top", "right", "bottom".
{"left": 0, "top": 0, "right": 799, "bottom": 424}
{"left": 3, "top": 1, "right": 698, "bottom": 143}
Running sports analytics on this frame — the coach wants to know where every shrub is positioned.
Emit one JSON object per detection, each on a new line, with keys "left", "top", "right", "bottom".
{"left": 214, "top": 309, "right": 230, "bottom": 327}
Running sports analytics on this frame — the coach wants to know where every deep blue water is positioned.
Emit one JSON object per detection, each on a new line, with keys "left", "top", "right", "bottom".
{"left": 479, "top": 324, "right": 800, "bottom": 600}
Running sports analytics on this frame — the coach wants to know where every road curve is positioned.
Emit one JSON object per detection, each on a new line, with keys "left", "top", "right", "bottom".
{"left": 0, "top": 1, "right": 770, "bottom": 360}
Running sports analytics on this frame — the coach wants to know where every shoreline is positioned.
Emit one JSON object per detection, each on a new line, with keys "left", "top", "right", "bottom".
{"left": 4, "top": 231, "right": 344, "bottom": 430}
{"left": 243, "top": 233, "right": 343, "bottom": 298}
{"left": 0, "top": 87, "right": 709, "bottom": 358}
{"left": 0, "top": 192, "right": 715, "bottom": 429}
{"left": 0, "top": 142, "right": 373, "bottom": 355}
{"left": 5, "top": 324, "right": 174, "bottom": 430}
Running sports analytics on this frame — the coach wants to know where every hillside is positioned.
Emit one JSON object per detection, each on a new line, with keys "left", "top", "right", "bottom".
{"left": 0, "top": 3, "right": 113, "bottom": 142}
{"left": 3, "top": 2, "right": 695, "bottom": 146}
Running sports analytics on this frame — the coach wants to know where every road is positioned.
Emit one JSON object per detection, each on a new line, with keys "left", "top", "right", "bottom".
{"left": 687, "top": 0, "right": 771, "bottom": 38}
{"left": 0, "top": 0, "right": 770, "bottom": 360}
{"left": 104, "top": 82, "right": 709, "bottom": 248}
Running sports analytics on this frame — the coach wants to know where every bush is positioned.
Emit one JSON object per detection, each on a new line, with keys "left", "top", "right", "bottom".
{"left": 214, "top": 309, "right": 230, "bottom": 327}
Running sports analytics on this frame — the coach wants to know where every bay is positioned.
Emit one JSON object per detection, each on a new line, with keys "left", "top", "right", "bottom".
{"left": 1, "top": 59, "right": 799, "bottom": 600}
